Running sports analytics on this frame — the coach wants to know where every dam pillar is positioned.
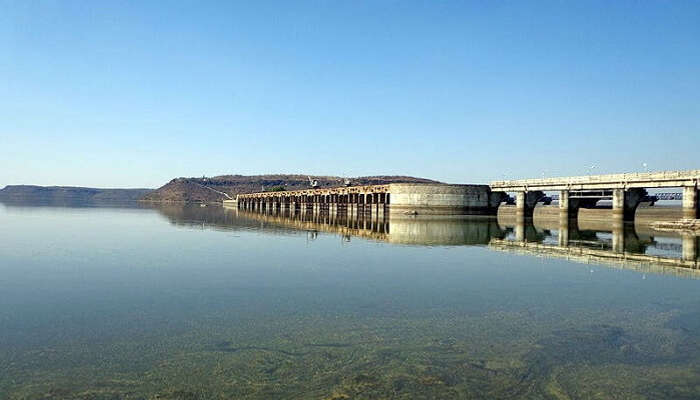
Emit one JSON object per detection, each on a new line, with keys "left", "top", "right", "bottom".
{"left": 348, "top": 195, "right": 357, "bottom": 218}
{"left": 682, "top": 186, "right": 699, "bottom": 219}
{"left": 340, "top": 195, "right": 348, "bottom": 217}
{"left": 330, "top": 195, "right": 337, "bottom": 216}
{"left": 313, "top": 195, "right": 320, "bottom": 215}
{"left": 377, "top": 193, "right": 385, "bottom": 219}
{"left": 367, "top": 194, "right": 376, "bottom": 217}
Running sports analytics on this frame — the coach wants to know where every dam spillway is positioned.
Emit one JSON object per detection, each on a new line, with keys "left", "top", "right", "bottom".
{"left": 231, "top": 183, "right": 504, "bottom": 216}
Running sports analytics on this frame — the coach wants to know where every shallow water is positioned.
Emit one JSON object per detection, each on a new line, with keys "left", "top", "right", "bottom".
{"left": 1, "top": 202, "right": 699, "bottom": 399}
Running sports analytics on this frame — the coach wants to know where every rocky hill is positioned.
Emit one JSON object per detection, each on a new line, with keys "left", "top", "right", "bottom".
{"left": 141, "top": 174, "right": 440, "bottom": 203}
{"left": 0, "top": 185, "right": 153, "bottom": 203}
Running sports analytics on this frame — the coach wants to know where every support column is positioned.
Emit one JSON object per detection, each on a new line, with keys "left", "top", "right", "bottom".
{"left": 330, "top": 195, "right": 337, "bottom": 216}
{"left": 313, "top": 195, "right": 320, "bottom": 215}
{"left": 515, "top": 191, "right": 526, "bottom": 218}
{"left": 613, "top": 188, "right": 645, "bottom": 221}
{"left": 682, "top": 234, "right": 698, "bottom": 262}
{"left": 612, "top": 219, "right": 625, "bottom": 253}
{"left": 559, "top": 190, "right": 570, "bottom": 219}
{"left": 516, "top": 191, "right": 543, "bottom": 218}
{"left": 612, "top": 188, "right": 625, "bottom": 222}
{"left": 682, "top": 186, "right": 699, "bottom": 219}
{"left": 558, "top": 215, "right": 569, "bottom": 247}
{"left": 515, "top": 217, "right": 525, "bottom": 242}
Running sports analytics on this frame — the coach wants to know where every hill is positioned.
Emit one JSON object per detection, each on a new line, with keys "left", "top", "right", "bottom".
{"left": 141, "top": 174, "right": 440, "bottom": 203}
{"left": 0, "top": 185, "right": 153, "bottom": 203}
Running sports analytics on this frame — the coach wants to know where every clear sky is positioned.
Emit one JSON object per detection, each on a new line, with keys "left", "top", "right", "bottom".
{"left": 1, "top": 1, "right": 699, "bottom": 188}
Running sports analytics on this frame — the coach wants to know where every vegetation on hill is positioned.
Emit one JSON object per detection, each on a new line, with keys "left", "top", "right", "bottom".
{"left": 141, "top": 174, "right": 440, "bottom": 203}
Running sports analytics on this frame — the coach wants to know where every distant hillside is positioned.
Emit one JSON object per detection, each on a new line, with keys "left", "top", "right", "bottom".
{"left": 142, "top": 174, "right": 440, "bottom": 203}
{"left": 0, "top": 185, "right": 153, "bottom": 203}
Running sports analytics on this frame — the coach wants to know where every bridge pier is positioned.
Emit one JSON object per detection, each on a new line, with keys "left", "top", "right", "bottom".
{"left": 559, "top": 190, "right": 570, "bottom": 219}
{"left": 612, "top": 188, "right": 646, "bottom": 221}
{"left": 558, "top": 214, "right": 569, "bottom": 247}
{"left": 682, "top": 186, "right": 699, "bottom": 219}
{"left": 612, "top": 220, "right": 625, "bottom": 253}
{"left": 515, "top": 191, "right": 544, "bottom": 218}
{"left": 682, "top": 234, "right": 698, "bottom": 262}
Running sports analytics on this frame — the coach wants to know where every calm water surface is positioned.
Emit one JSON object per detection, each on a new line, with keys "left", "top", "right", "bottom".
{"left": 1, "top": 202, "right": 700, "bottom": 399}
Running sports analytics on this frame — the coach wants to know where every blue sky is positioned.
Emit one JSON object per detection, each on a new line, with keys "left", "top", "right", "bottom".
{"left": 1, "top": 1, "right": 699, "bottom": 188}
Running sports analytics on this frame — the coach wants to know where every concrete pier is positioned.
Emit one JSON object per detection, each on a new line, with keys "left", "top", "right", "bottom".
{"left": 683, "top": 186, "right": 699, "bottom": 219}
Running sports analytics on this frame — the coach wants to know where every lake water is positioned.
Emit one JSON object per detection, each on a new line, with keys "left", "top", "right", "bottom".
{"left": 1, "top": 202, "right": 700, "bottom": 399}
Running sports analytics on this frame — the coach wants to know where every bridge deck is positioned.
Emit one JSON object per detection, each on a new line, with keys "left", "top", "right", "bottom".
{"left": 490, "top": 170, "right": 700, "bottom": 191}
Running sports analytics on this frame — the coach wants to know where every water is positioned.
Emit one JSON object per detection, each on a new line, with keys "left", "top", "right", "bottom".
{"left": 1, "top": 202, "right": 700, "bottom": 399}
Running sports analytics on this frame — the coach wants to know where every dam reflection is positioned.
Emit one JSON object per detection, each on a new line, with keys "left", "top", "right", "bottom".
{"left": 229, "top": 207, "right": 506, "bottom": 245}
{"left": 161, "top": 204, "right": 699, "bottom": 277}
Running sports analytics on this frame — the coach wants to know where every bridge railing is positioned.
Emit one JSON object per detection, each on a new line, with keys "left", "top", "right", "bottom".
{"left": 490, "top": 169, "right": 700, "bottom": 188}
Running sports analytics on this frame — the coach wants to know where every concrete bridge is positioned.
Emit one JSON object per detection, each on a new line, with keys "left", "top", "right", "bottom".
{"left": 490, "top": 169, "right": 700, "bottom": 220}
{"left": 234, "top": 183, "right": 504, "bottom": 216}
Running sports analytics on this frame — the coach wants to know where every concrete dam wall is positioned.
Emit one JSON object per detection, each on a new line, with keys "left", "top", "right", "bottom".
{"left": 236, "top": 183, "right": 504, "bottom": 216}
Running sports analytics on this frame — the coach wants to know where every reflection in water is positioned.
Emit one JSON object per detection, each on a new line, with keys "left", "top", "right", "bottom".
{"left": 494, "top": 213, "right": 700, "bottom": 277}
{"left": 205, "top": 204, "right": 700, "bottom": 277}
{"left": 3, "top": 201, "right": 700, "bottom": 399}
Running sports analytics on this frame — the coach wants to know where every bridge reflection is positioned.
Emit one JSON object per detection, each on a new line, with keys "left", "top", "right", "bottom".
{"left": 169, "top": 204, "right": 699, "bottom": 277}
{"left": 494, "top": 213, "right": 699, "bottom": 276}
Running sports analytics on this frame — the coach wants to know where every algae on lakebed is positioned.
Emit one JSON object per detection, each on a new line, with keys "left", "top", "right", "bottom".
{"left": 3, "top": 307, "right": 700, "bottom": 400}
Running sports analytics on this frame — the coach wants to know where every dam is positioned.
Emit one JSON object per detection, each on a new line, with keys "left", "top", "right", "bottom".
{"left": 228, "top": 169, "right": 698, "bottom": 222}
{"left": 233, "top": 183, "right": 504, "bottom": 216}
